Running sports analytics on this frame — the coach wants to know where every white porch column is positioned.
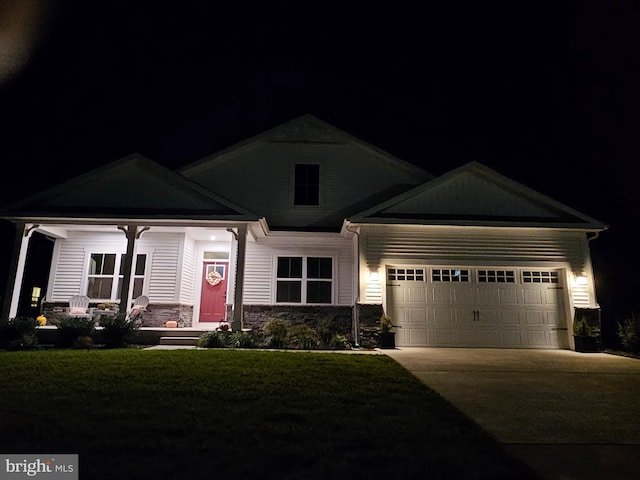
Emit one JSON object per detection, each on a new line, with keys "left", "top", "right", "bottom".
{"left": 230, "top": 224, "right": 247, "bottom": 332}
{"left": 2, "top": 222, "right": 35, "bottom": 319}
{"left": 117, "top": 225, "right": 149, "bottom": 314}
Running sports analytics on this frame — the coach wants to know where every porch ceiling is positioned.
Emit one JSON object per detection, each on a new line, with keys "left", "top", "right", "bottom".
{"left": 34, "top": 224, "right": 248, "bottom": 241}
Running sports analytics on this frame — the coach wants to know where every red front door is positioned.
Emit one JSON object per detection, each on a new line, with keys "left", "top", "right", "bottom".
{"left": 199, "top": 262, "right": 228, "bottom": 322}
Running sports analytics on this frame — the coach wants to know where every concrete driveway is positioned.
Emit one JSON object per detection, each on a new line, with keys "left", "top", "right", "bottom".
{"left": 383, "top": 348, "right": 640, "bottom": 480}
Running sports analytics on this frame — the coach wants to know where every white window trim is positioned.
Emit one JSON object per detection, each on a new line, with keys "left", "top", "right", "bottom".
{"left": 290, "top": 163, "right": 324, "bottom": 208}
{"left": 85, "top": 251, "right": 149, "bottom": 301}
{"left": 273, "top": 255, "right": 335, "bottom": 305}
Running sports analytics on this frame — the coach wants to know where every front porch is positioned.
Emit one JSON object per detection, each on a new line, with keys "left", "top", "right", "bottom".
{"left": 37, "top": 325, "right": 213, "bottom": 347}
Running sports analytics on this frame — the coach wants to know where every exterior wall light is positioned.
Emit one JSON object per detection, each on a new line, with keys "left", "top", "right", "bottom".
{"left": 575, "top": 275, "right": 588, "bottom": 286}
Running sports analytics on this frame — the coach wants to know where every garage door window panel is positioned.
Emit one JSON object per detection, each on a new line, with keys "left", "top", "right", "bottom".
{"left": 478, "top": 270, "right": 515, "bottom": 283}
{"left": 523, "top": 271, "right": 559, "bottom": 283}
{"left": 388, "top": 268, "right": 425, "bottom": 281}
{"left": 432, "top": 269, "right": 469, "bottom": 282}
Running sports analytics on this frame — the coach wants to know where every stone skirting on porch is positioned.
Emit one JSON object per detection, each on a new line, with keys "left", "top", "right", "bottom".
{"left": 138, "top": 304, "right": 194, "bottom": 327}
{"left": 41, "top": 302, "right": 194, "bottom": 327}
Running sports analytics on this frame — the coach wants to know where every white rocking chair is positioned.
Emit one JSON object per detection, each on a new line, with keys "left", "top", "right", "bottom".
{"left": 126, "top": 295, "right": 149, "bottom": 322}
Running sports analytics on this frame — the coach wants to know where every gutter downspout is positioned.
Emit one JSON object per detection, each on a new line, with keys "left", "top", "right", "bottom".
{"left": 345, "top": 222, "right": 360, "bottom": 347}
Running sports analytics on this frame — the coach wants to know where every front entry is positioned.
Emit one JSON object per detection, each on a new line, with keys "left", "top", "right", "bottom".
{"left": 199, "top": 262, "right": 228, "bottom": 322}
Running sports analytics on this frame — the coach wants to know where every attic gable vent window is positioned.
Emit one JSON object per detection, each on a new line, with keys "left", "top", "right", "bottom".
{"left": 294, "top": 164, "right": 320, "bottom": 205}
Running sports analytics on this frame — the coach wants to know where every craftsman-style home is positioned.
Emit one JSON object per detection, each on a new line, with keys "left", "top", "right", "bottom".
{"left": 0, "top": 115, "right": 607, "bottom": 349}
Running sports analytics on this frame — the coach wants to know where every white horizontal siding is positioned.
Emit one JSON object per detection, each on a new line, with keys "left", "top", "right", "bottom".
{"left": 243, "top": 234, "right": 354, "bottom": 305}
{"left": 49, "top": 231, "right": 127, "bottom": 301}
{"left": 179, "top": 235, "right": 196, "bottom": 304}
{"left": 363, "top": 226, "right": 586, "bottom": 270}
{"left": 571, "top": 284, "right": 591, "bottom": 308}
{"left": 360, "top": 225, "right": 594, "bottom": 306}
{"left": 49, "top": 231, "right": 185, "bottom": 304}
{"left": 244, "top": 242, "right": 273, "bottom": 304}
{"left": 336, "top": 248, "right": 354, "bottom": 305}
{"left": 144, "top": 233, "right": 181, "bottom": 302}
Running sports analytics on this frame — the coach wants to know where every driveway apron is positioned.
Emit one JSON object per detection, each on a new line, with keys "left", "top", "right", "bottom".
{"left": 383, "top": 348, "right": 640, "bottom": 480}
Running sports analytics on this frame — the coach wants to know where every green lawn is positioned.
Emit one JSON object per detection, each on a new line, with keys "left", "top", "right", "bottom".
{"left": 0, "top": 349, "right": 540, "bottom": 479}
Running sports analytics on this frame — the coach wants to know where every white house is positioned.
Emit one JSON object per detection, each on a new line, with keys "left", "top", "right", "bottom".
{"left": 0, "top": 114, "right": 607, "bottom": 349}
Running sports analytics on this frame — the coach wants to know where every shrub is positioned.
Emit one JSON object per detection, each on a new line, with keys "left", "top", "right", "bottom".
{"left": 74, "top": 335, "right": 94, "bottom": 349}
{"left": 197, "top": 331, "right": 229, "bottom": 348}
{"left": 0, "top": 316, "right": 39, "bottom": 350}
{"left": 99, "top": 313, "right": 140, "bottom": 348}
{"left": 315, "top": 317, "right": 337, "bottom": 346}
{"left": 379, "top": 315, "right": 393, "bottom": 333}
{"left": 617, "top": 314, "right": 640, "bottom": 352}
{"left": 328, "top": 333, "right": 352, "bottom": 350}
{"left": 57, "top": 316, "right": 96, "bottom": 347}
{"left": 262, "top": 318, "right": 290, "bottom": 349}
{"left": 287, "top": 324, "right": 320, "bottom": 350}
{"left": 228, "top": 331, "right": 255, "bottom": 348}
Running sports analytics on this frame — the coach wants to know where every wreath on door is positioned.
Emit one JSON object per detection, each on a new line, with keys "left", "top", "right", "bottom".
{"left": 206, "top": 270, "right": 222, "bottom": 286}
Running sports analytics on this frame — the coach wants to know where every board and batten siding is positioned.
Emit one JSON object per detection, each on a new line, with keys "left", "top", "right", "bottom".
{"left": 243, "top": 234, "right": 354, "bottom": 305}
{"left": 359, "top": 225, "right": 598, "bottom": 307}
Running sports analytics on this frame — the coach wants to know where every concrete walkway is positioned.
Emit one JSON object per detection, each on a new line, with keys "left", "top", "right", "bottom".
{"left": 383, "top": 348, "right": 640, "bottom": 480}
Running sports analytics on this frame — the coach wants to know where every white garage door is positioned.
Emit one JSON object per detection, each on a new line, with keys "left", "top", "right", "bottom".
{"left": 386, "top": 266, "right": 569, "bottom": 349}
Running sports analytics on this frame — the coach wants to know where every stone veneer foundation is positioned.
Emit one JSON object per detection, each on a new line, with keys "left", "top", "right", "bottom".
{"left": 355, "top": 303, "right": 385, "bottom": 349}
{"left": 239, "top": 305, "right": 353, "bottom": 338}
{"left": 41, "top": 302, "right": 194, "bottom": 327}
{"left": 228, "top": 304, "right": 387, "bottom": 348}
{"left": 40, "top": 301, "right": 388, "bottom": 347}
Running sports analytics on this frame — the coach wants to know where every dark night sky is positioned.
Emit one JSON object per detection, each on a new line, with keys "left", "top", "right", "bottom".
{"left": 1, "top": 1, "right": 639, "bottom": 325}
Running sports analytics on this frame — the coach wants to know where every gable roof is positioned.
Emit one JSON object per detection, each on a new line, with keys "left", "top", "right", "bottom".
{"left": 178, "top": 114, "right": 432, "bottom": 181}
{"left": 349, "top": 161, "right": 608, "bottom": 230}
{"left": 0, "top": 154, "right": 258, "bottom": 222}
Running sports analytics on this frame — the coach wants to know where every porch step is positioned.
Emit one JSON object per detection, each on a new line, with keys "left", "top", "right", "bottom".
{"left": 159, "top": 336, "right": 201, "bottom": 346}
{"left": 154, "top": 328, "right": 208, "bottom": 337}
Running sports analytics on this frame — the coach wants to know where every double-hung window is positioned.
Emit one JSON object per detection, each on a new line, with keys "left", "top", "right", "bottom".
{"left": 87, "top": 253, "right": 147, "bottom": 301}
{"left": 276, "top": 256, "right": 333, "bottom": 304}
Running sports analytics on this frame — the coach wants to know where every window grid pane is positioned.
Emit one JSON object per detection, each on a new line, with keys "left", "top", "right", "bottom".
{"left": 294, "top": 164, "right": 320, "bottom": 205}
{"left": 277, "top": 257, "right": 303, "bottom": 279}
{"left": 134, "top": 254, "right": 147, "bottom": 276}
{"left": 478, "top": 270, "right": 515, "bottom": 283}
{"left": 523, "top": 271, "right": 559, "bottom": 284}
{"left": 87, "top": 278, "right": 113, "bottom": 299}
{"left": 89, "top": 253, "right": 147, "bottom": 301}
{"left": 276, "top": 281, "right": 302, "bottom": 303}
{"left": 307, "top": 257, "right": 332, "bottom": 279}
{"left": 276, "top": 256, "right": 333, "bottom": 304}
{"left": 432, "top": 269, "right": 470, "bottom": 282}
{"left": 388, "top": 268, "right": 425, "bottom": 281}
{"left": 307, "top": 281, "right": 332, "bottom": 303}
